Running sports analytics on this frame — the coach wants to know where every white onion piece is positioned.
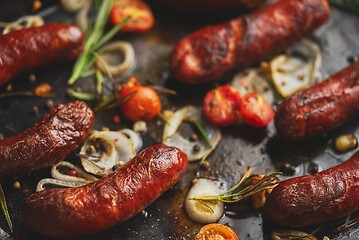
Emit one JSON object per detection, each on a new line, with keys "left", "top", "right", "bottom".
{"left": 162, "top": 106, "right": 189, "bottom": 142}
{"left": 119, "top": 128, "right": 143, "bottom": 153}
{"left": 99, "top": 131, "right": 136, "bottom": 164}
{"left": 51, "top": 161, "right": 98, "bottom": 183}
{"left": 270, "top": 38, "right": 322, "bottom": 98}
{"left": 36, "top": 178, "right": 86, "bottom": 192}
{"left": 164, "top": 106, "right": 221, "bottom": 161}
{"left": 133, "top": 121, "right": 147, "bottom": 132}
{"left": 80, "top": 131, "right": 135, "bottom": 176}
{"left": 61, "top": 0, "right": 88, "bottom": 13}
{"left": 96, "top": 41, "right": 136, "bottom": 76}
{"left": 231, "top": 68, "right": 274, "bottom": 104}
{"left": 0, "top": 15, "right": 44, "bottom": 35}
{"left": 185, "top": 178, "right": 224, "bottom": 224}
{"left": 74, "top": 0, "right": 92, "bottom": 32}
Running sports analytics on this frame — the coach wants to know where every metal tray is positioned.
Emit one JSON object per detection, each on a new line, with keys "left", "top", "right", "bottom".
{"left": 0, "top": 1, "right": 359, "bottom": 239}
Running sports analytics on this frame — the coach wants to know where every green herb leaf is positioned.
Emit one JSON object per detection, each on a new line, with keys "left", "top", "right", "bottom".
{"left": 191, "top": 119, "right": 213, "bottom": 148}
{"left": 68, "top": 0, "right": 128, "bottom": 85}
{"left": 0, "top": 184, "right": 13, "bottom": 233}
{"left": 70, "top": 90, "right": 97, "bottom": 101}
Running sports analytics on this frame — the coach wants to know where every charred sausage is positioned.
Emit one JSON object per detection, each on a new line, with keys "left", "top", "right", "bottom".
{"left": 0, "top": 23, "right": 84, "bottom": 86}
{"left": 22, "top": 144, "right": 188, "bottom": 238}
{"left": 170, "top": 0, "right": 331, "bottom": 84}
{"left": 153, "top": 0, "right": 266, "bottom": 12}
{"left": 0, "top": 101, "right": 94, "bottom": 182}
{"left": 266, "top": 149, "right": 359, "bottom": 227}
{"left": 275, "top": 61, "right": 359, "bottom": 141}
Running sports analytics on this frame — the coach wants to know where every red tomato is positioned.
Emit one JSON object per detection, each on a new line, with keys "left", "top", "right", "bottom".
{"left": 202, "top": 85, "right": 242, "bottom": 126}
{"left": 195, "top": 223, "right": 239, "bottom": 240}
{"left": 118, "top": 86, "right": 161, "bottom": 121}
{"left": 110, "top": 0, "right": 154, "bottom": 33}
{"left": 240, "top": 92, "right": 274, "bottom": 127}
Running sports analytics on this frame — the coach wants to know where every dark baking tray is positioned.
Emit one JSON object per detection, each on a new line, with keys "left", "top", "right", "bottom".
{"left": 0, "top": 1, "right": 359, "bottom": 239}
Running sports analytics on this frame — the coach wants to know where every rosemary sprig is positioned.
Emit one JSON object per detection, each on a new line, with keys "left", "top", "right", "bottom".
{"left": 189, "top": 167, "right": 281, "bottom": 203}
{"left": 329, "top": 0, "right": 359, "bottom": 13}
{"left": 0, "top": 184, "right": 13, "bottom": 233}
{"left": 68, "top": 0, "right": 130, "bottom": 85}
{"left": 191, "top": 119, "right": 213, "bottom": 148}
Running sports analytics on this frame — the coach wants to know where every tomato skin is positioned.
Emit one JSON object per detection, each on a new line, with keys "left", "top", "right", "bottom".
{"left": 110, "top": 0, "right": 154, "bottom": 33}
{"left": 118, "top": 86, "right": 161, "bottom": 121}
{"left": 240, "top": 92, "right": 274, "bottom": 128}
{"left": 202, "top": 85, "right": 242, "bottom": 127}
{"left": 195, "top": 223, "right": 239, "bottom": 240}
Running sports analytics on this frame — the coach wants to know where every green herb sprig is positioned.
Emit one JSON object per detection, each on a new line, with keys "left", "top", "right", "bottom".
{"left": 329, "top": 0, "right": 359, "bottom": 13}
{"left": 189, "top": 167, "right": 281, "bottom": 203}
{"left": 0, "top": 184, "right": 12, "bottom": 233}
{"left": 68, "top": 0, "right": 130, "bottom": 85}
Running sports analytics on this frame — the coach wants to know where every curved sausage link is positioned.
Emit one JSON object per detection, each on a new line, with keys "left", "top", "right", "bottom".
{"left": 0, "top": 101, "right": 94, "bottom": 182}
{"left": 275, "top": 61, "right": 359, "bottom": 140}
{"left": 22, "top": 144, "right": 188, "bottom": 238}
{"left": 170, "top": 0, "right": 331, "bottom": 84}
{"left": 0, "top": 23, "right": 84, "bottom": 86}
{"left": 266, "top": 149, "right": 359, "bottom": 227}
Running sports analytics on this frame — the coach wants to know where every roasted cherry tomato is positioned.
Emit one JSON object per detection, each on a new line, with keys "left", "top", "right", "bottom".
{"left": 202, "top": 85, "right": 241, "bottom": 126}
{"left": 110, "top": 0, "right": 154, "bottom": 33}
{"left": 118, "top": 85, "right": 161, "bottom": 121}
{"left": 240, "top": 92, "right": 274, "bottom": 127}
{"left": 195, "top": 223, "right": 239, "bottom": 240}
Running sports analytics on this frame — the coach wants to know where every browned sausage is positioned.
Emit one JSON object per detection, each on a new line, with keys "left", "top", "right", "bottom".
{"left": 0, "top": 101, "right": 94, "bottom": 182}
{"left": 266, "top": 149, "right": 359, "bottom": 227}
{"left": 170, "top": 0, "right": 331, "bottom": 84}
{"left": 0, "top": 23, "right": 84, "bottom": 86}
{"left": 275, "top": 61, "right": 359, "bottom": 141}
{"left": 153, "top": 0, "right": 266, "bottom": 12}
{"left": 22, "top": 144, "right": 188, "bottom": 238}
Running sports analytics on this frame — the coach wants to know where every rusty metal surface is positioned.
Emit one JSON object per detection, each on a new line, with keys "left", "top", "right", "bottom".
{"left": 0, "top": 1, "right": 359, "bottom": 239}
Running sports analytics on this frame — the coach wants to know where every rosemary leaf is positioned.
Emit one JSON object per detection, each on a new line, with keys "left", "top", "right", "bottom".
{"left": 329, "top": 0, "right": 359, "bottom": 13}
{"left": 191, "top": 119, "right": 213, "bottom": 148}
{"left": 71, "top": 90, "right": 97, "bottom": 101}
{"left": 0, "top": 184, "right": 13, "bottom": 232}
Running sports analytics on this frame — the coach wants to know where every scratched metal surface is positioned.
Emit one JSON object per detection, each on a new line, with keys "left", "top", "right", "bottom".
{"left": 0, "top": 1, "right": 359, "bottom": 239}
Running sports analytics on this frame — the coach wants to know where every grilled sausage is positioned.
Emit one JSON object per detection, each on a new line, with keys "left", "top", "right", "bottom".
{"left": 153, "top": 0, "right": 266, "bottom": 12}
{"left": 0, "top": 23, "right": 84, "bottom": 86}
{"left": 22, "top": 144, "right": 188, "bottom": 238}
{"left": 266, "top": 149, "right": 359, "bottom": 227}
{"left": 170, "top": 0, "right": 331, "bottom": 84}
{"left": 275, "top": 61, "right": 359, "bottom": 141}
{"left": 0, "top": 101, "right": 94, "bottom": 182}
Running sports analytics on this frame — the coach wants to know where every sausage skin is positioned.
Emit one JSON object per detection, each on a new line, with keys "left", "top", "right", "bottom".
{"left": 153, "top": 0, "right": 266, "bottom": 12}
{"left": 170, "top": 0, "right": 330, "bottom": 84}
{"left": 22, "top": 144, "right": 188, "bottom": 238}
{"left": 0, "top": 101, "right": 94, "bottom": 182}
{"left": 275, "top": 61, "right": 359, "bottom": 140}
{"left": 0, "top": 23, "right": 84, "bottom": 86}
{"left": 266, "top": 149, "right": 359, "bottom": 227}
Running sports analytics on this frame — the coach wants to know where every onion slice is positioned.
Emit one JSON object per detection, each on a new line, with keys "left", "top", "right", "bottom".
{"left": 96, "top": 41, "right": 136, "bottom": 76}
{"left": 231, "top": 68, "right": 274, "bottom": 104}
{"left": 0, "top": 15, "right": 44, "bottom": 35}
{"left": 163, "top": 106, "right": 221, "bottom": 161}
{"left": 185, "top": 178, "right": 225, "bottom": 224}
{"left": 270, "top": 38, "right": 322, "bottom": 98}
{"left": 80, "top": 130, "right": 135, "bottom": 176}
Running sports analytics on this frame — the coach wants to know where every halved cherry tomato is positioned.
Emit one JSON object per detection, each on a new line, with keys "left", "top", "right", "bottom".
{"left": 195, "top": 223, "right": 239, "bottom": 240}
{"left": 240, "top": 92, "right": 274, "bottom": 128}
{"left": 202, "top": 85, "right": 241, "bottom": 126}
{"left": 110, "top": 0, "right": 154, "bottom": 33}
{"left": 118, "top": 85, "right": 161, "bottom": 121}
